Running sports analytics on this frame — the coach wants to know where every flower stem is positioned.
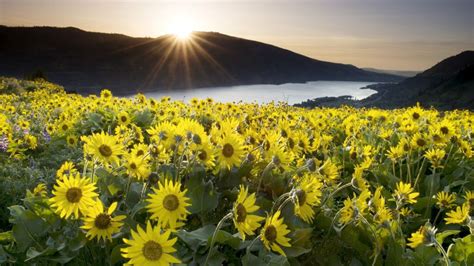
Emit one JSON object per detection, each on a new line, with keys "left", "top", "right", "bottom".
{"left": 205, "top": 212, "right": 233, "bottom": 266}
{"left": 246, "top": 235, "right": 261, "bottom": 256}
{"left": 434, "top": 239, "right": 450, "bottom": 266}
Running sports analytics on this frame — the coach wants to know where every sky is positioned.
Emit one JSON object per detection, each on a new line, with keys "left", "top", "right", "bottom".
{"left": 1, "top": 0, "right": 473, "bottom": 70}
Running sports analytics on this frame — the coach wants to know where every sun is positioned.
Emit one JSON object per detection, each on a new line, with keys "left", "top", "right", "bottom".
{"left": 168, "top": 19, "right": 193, "bottom": 40}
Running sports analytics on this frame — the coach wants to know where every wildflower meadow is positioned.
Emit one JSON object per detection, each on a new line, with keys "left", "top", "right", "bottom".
{"left": 0, "top": 77, "right": 473, "bottom": 265}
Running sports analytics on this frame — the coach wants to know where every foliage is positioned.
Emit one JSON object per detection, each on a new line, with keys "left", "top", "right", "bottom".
{"left": 0, "top": 77, "right": 473, "bottom": 265}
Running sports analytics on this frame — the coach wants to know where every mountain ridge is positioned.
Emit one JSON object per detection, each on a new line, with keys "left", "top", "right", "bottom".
{"left": 0, "top": 25, "right": 401, "bottom": 94}
{"left": 362, "top": 50, "right": 474, "bottom": 109}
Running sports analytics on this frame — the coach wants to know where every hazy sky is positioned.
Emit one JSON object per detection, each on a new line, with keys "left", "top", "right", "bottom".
{"left": 1, "top": 0, "right": 473, "bottom": 70}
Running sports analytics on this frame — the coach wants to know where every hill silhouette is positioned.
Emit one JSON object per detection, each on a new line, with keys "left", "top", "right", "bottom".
{"left": 0, "top": 26, "right": 401, "bottom": 94}
{"left": 362, "top": 51, "right": 474, "bottom": 109}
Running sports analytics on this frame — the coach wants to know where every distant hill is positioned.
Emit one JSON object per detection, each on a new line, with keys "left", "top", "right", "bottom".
{"left": 362, "top": 51, "right": 474, "bottom": 110}
{"left": 362, "top": 68, "right": 420, "bottom": 78}
{"left": 0, "top": 26, "right": 401, "bottom": 94}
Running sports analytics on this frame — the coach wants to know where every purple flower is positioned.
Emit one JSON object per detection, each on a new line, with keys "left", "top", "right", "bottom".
{"left": 0, "top": 135, "right": 8, "bottom": 152}
{"left": 42, "top": 130, "right": 51, "bottom": 143}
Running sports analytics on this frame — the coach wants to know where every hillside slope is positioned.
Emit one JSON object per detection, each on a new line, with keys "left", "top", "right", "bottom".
{"left": 362, "top": 51, "right": 474, "bottom": 109}
{"left": 0, "top": 26, "right": 400, "bottom": 94}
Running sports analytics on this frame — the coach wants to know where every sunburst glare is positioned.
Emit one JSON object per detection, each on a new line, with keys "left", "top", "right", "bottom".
{"left": 168, "top": 18, "right": 193, "bottom": 40}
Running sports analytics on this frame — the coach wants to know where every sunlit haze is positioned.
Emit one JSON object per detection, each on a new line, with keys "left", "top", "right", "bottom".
{"left": 1, "top": 0, "right": 473, "bottom": 70}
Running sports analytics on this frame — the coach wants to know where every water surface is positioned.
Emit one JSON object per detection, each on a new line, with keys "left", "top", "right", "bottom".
{"left": 142, "top": 81, "right": 377, "bottom": 104}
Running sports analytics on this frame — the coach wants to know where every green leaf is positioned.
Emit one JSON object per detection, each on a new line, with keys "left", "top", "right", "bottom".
{"left": 210, "top": 230, "right": 241, "bottom": 250}
{"left": 124, "top": 183, "right": 142, "bottom": 208}
{"left": 242, "top": 253, "right": 265, "bottom": 266}
{"left": 205, "top": 248, "right": 226, "bottom": 266}
{"left": 133, "top": 109, "right": 153, "bottom": 128}
{"left": 25, "top": 246, "right": 56, "bottom": 262}
{"left": 436, "top": 230, "right": 460, "bottom": 244}
{"left": 449, "top": 235, "right": 474, "bottom": 263}
{"left": 186, "top": 174, "right": 219, "bottom": 214}
{"left": 284, "top": 228, "right": 312, "bottom": 257}
{"left": 385, "top": 238, "right": 404, "bottom": 266}
{"left": 0, "top": 231, "right": 13, "bottom": 244}
{"left": 407, "top": 245, "right": 440, "bottom": 265}
{"left": 266, "top": 253, "right": 290, "bottom": 266}
{"left": 177, "top": 225, "right": 215, "bottom": 250}
{"left": 110, "top": 244, "right": 126, "bottom": 265}
{"left": 423, "top": 173, "right": 440, "bottom": 197}
{"left": 8, "top": 205, "right": 49, "bottom": 252}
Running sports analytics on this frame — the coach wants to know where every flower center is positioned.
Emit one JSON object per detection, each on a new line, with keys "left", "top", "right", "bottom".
{"left": 296, "top": 189, "right": 306, "bottom": 206}
{"left": 192, "top": 134, "right": 201, "bottom": 144}
{"left": 99, "top": 144, "right": 113, "bottom": 157}
{"left": 412, "top": 112, "right": 420, "bottom": 120}
{"left": 416, "top": 139, "right": 426, "bottom": 147}
{"left": 264, "top": 225, "right": 277, "bottom": 243}
{"left": 121, "top": 116, "right": 127, "bottom": 122}
{"left": 440, "top": 126, "right": 449, "bottom": 135}
{"left": 69, "top": 138, "right": 75, "bottom": 144}
{"left": 142, "top": 241, "right": 163, "bottom": 261}
{"left": 222, "top": 143, "right": 234, "bottom": 158}
{"left": 130, "top": 162, "right": 137, "bottom": 170}
{"left": 137, "top": 150, "right": 145, "bottom": 156}
{"left": 236, "top": 203, "right": 247, "bottom": 223}
{"left": 94, "top": 213, "right": 112, "bottom": 229}
{"left": 159, "top": 131, "right": 168, "bottom": 141}
{"left": 198, "top": 150, "right": 207, "bottom": 161}
{"left": 66, "top": 187, "right": 82, "bottom": 203}
{"left": 163, "top": 194, "right": 179, "bottom": 211}
{"left": 469, "top": 203, "right": 474, "bottom": 216}
{"left": 288, "top": 138, "right": 295, "bottom": 149}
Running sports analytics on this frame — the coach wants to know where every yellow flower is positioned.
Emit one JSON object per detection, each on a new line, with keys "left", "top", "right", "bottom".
{"left": 66, "top": 135, "right": 78, "bottom": 147}
{"left": 394, "top": 181, "right": 419, "bottom": 204}
{"left": 56, "top": 161, "right": 78, "bottom": 179}
{"left": 146, "top": 179, "right": 191, "bottom": 229}
{"left": 371, "top": 187, "right": 393, "bottom": 224}
{"left": 130, "top": 143, "right": 149, "bottom": 157}
{"left": 406, "top": 106, "right": 425, "bottom": 122}
{"left": 435, "top": 191, "right": 456, "bottom": 209}
{"left": 121, "top": 221, "right": 181, "bottom": 265}
{"left": 125, "top": 154, "right": 151, "bottom": 180}
{"left": 339, "top": 190, "right": 371, "bottom": 225}
{"left": 464, "top": 191, "right": 474, "bottom": 216}
{"left": 424, "top": 148, "right": 446, "bottom": 169}
{"left": 216, "top": 133, "right": 245, "bottom": 170}
{"left": 49, "top": 173, "right": 98, "bottom": 219}
{"left": 407, "top": 225, "right": 436, "bottom": 249}
{"left": 436, "top": 120, "right": 456, "bottom": 140}
{"left": 293, "top": 173, "right": 322, "bottom": 223}
{"left": 82, "top": 132, "right": 125, "bottom": 166}
{"left": 386, "top": 146, "right": 404, "bottom": 162}
{"left": 100, "top": 89, "right": 113, "bottom": 99}
{"left": 194, "top": 140, "right": 216, "bottom": 170}
{"left": 261, "top": 210, "right": 291, "bottom": 257}
{"left": 410, "top": 133, "right": 429, "bottom": 150}
{"left": 399, "top": 207, "right": 414, "bottom": 218}
{"left": 445, "top": 203, "right": 470, "bottom": 225}
{"left": 232, "top": 185, "right": 264, "bottom": 240}
{"left": 319, "top": 159, "right": 339, "bottom": 182}
{"left": 81, "top": 201, "right": 125, "bottom": 242}
{"left": 24, "top": 135, "right": 37, "bottom": 149}
{"left": 117, "top": 111, "right": 131, "bottom": 126}
{"left": 31, "top": 183, "right": 48, "bottom": 197}
{"left": 147, "top": 121, "right": 176, "bottom": 150}
{"left": 463, "top": 191, "right": 474, "bottom": 207}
